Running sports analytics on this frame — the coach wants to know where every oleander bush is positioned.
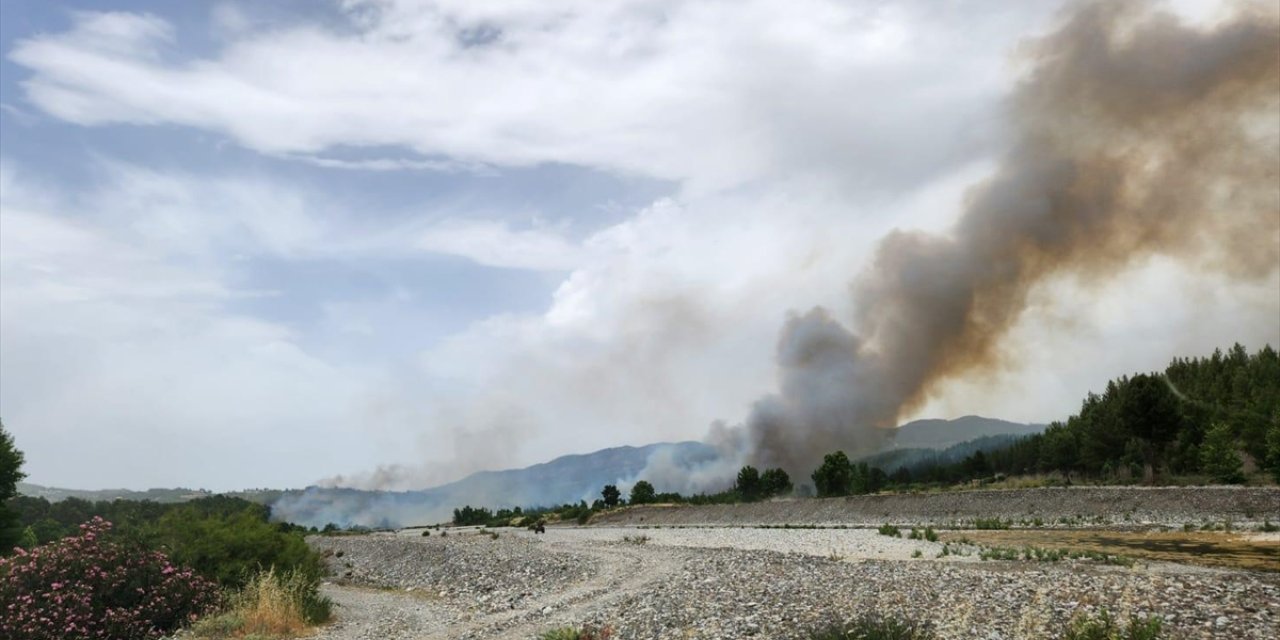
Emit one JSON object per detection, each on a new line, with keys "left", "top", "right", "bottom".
{"left": 0, "top": 517, "right": 220, "bottom": 640}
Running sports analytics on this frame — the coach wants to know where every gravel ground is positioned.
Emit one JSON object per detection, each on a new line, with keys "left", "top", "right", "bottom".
{"left": 537, "top": 526, "right": 974, "bottom": 562}
{"left": 591, "top": 487, "right": 1280, "bottom": 528}
{"left": 301, "top": 527, "right": 1279, "bottom": 640}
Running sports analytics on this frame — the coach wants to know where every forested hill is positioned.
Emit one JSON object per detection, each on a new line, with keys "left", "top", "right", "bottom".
{"left": 973, "top": 344, "right": 1279, "bottom": 483}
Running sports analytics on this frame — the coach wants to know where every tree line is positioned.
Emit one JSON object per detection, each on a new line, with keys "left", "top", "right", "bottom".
{"left": 450, "top": 344, "right": 1279, "bottom": 524}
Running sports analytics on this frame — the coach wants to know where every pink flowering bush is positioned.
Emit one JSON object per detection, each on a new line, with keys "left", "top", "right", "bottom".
{"left": 1, "top": 516, "right": 221, "bottom": 640}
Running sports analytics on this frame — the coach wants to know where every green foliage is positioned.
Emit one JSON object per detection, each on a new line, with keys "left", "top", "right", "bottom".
{"left": 629, "top": 480, "right": 656, "bottom": 505}
{"left": 807, "top": 613, "right": 937, "bottom": 639}
{"left": 539, "top": 626, "right": 612, "bottom": 640}
{"left": 1265, "top": 415, "right": 1280, "bottom": 483}
{"left": 877, "top": 524, "right": 901, "bottom": 537}
{"left": 888, "top": 345, "right": 1277, "bottom": 486}
{"left": 812, "top": 451, "right": 854, "bottom": 497}
{"left": 761, "top": 467, "right": 794, "bottom": 497}
{"left": 1200, "top": 422, "right": 1244, "bottom": 484}
{"left": 973, "top": 518, "right": 1011, "bottom": 530}
{"left": 601, "top": 484, "right": 622, "bottom": 508}
{"left": 1, "top": 421, "right": 27, "bottom": 554}
{"left": 453, "top": 505, "right": 494, "bottom": 526}
{"left": 150, "top": 501, "right": 323, "bottom": 589}
{"left": 736, "top": 465, "right": 762, "bottom": 500}
{"left": 1061, "top": 610, "right": 1164, "bottom": 640}
{"left": 4, "top": 493, "right": 322, "bottom": 590}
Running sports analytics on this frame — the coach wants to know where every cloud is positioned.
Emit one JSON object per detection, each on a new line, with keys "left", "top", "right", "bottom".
{"left": 0, "top": 160, "right": 382, "bottom": 490}
{"left": 9, "top": 1, "right": 1044, "bottom": 192}
{"left": 415, "top": 220, "right": 585, "bottom": 271}
{"left": 3, "top": 0, "right": 1275, "bottom": 500}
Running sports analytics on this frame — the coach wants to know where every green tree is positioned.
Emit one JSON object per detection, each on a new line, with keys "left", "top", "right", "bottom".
{"left": 1265, "top": 414, "right": 1280, "bottom": 483}
{"left": 601, "top": 484, "right": 621, "bottom": 508}
{"left": 1200, "top": 422, "right": 1244, "bottom": 484}
{"left": 811, "top": 451, "right": 853, "bottom": 497}
{"left": 629, "top": 480, "right": 656, "bottom": 505}
{"left": 735, "top": 465, "right": 762, "bottom": 501}
{"left": 1, "top": 420, "right": 27, "bottom": 554}
{"left": 760, "top": 468, "right": 793, "bottom": 497}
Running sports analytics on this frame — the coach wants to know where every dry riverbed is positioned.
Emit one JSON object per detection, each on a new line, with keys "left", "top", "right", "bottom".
{"left": 303, "top": 525, "right": 1279, "bottom": 640}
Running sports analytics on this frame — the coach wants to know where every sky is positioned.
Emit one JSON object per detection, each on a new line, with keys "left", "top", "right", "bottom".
{"left": 1, "top": 0, "right": 1276, "bottom": 492}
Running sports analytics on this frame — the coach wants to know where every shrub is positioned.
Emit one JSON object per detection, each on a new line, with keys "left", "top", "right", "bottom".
{"left": 923, "top": 527, "right": 938, "bottom": 542}
{"left": 0, "top": 517, "right": 220, "bottom": 640}
{"left": 877, "top": 524, "right": 901, "bottom": 537}
{"left": 1061, "top": 610, "right": 1163, "bottom": 640}
{"left": 191, "top": 567, "right": 331, "bottom": 638}
{"left": 143, "top": 501, "right": 325, "bottom": 590}
{"left": 973, "top": 518, "right": 1010, "bottom": 530}
{"left": 807, "top": 613, "right": 937, "bottom": 639}
{"left": 540, "top": 626, "right": 613, "bottom": 640}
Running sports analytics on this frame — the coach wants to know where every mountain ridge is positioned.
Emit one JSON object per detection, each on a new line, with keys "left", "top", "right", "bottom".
{"left": 21, "top": 416, "right": 1043, "bottom": 528}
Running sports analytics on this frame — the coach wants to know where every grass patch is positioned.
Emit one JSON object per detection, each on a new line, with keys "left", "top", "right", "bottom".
{"left": 877, "top": 524, "right": 902, "bottom": 537}
{"left": 972, "top": 517, "right": 1011, "bottom": 530}
{"left": 539, "top": 626, "right": 613, "bottom": 640}
{"left": 191, "top": 568, "right": 331, "bottom": 639}
{"left": 1061, "top": 610, "right": 1164, "bottom": 640}
{"left": 807, "top": 613, "right": 937, "bottom": 639}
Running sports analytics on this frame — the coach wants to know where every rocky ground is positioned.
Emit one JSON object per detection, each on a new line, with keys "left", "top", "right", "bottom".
{"left": 591, "top": 487, "right": 1280, "bottom": 529}
{"left": 303, "top": 525, "right": 1279, "bottom": 640}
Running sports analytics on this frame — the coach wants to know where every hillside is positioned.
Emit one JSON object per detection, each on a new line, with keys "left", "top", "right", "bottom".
{"left": 269, "top": 441, "right": 718, "bottom": 528}
{"left": 269, "top": 416, "right": 1041, "bottom": 528}
{"left": 20, "top": 416, "right": 1043, "bottom": 529}
{"left": 16, "top": 482, "right": 215, "bottom": 504}
{"left": 889, "top": 416, "right": 1044, "bottom": 449}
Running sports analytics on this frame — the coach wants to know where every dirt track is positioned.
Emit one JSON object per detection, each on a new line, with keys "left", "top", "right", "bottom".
{"left": 303, "top": 523, "right": 1280, "bottom": 640}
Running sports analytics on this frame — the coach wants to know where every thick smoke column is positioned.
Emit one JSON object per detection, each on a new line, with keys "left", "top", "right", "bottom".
{"left": 733, "top": 0, "right": 1280, "bottom": 478}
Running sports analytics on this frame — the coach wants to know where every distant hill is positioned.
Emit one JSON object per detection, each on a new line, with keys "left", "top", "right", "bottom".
{"left": 16, "top": 483, "right": 215, "bottom": 503}
{"left": 21, "top": 416, "right": 1042, "bottom": 528}
{"left": 889, "top": 415, "right": 1044, "bottom": 450}
{"left": 270, "top": 441, "right": 717, "bottom": 529}
{"left": 859, "top": 434, "right": 1028, "bottom": 473}
{"left": 16, "top": 482, "right": 288, "bottom": 506}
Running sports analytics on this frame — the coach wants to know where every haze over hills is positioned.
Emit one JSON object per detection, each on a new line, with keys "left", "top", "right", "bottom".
{"left": 17, "top": 416, "right": 1039, "bottom": 528}
{"left": 887, "top": 415, "right": 1045, "bottom": 449}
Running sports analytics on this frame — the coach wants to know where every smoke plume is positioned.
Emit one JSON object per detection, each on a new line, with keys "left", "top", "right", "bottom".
{"left": 717, "top": 0, "right": 1280, "bottom": 480}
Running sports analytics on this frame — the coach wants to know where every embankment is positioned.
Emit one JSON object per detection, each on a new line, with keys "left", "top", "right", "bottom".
{"left": 588, "top": 486, "right": 1280, "bottom": 527}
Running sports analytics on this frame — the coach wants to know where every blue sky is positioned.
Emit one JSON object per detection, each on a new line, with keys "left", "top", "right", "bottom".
{"left": 2, "top": 0, "right": 1275, "bottom": 492}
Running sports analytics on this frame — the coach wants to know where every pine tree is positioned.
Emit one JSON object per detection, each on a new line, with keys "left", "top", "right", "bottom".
{"left": 1200, "top": 422, "right": 1244, "bottom": 484}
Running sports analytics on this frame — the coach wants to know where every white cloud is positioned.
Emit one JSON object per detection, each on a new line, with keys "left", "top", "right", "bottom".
{"left": 3, "top": 1, "right": 1274, "bottom": 496}
{"left": 415, "top": 219, "right": 585, "bottom": 270}
{"left": 0, "top": 161, "right": 384, "bottom": 490}
{"left": 9, "top": 1, "right": 1046, "bottom": 192}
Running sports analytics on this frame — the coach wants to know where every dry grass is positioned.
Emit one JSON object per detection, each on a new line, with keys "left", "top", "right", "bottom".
{"left": 191, "top": 568, "right": 331, "bottom": 639}
{"left": 945, "top": 529, "right": 1280, "bottom": 572}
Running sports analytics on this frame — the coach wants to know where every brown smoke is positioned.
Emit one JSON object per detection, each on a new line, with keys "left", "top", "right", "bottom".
{"left": 736, "top": 0, "right": 1280, "bottom": 477}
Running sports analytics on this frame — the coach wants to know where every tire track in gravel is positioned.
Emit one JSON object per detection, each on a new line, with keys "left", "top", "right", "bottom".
{"left": 427, "top": 538, "right": 686, "bottom": 640}
{"left": 304, "top": 584, "right": 457, "bottom": 640}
